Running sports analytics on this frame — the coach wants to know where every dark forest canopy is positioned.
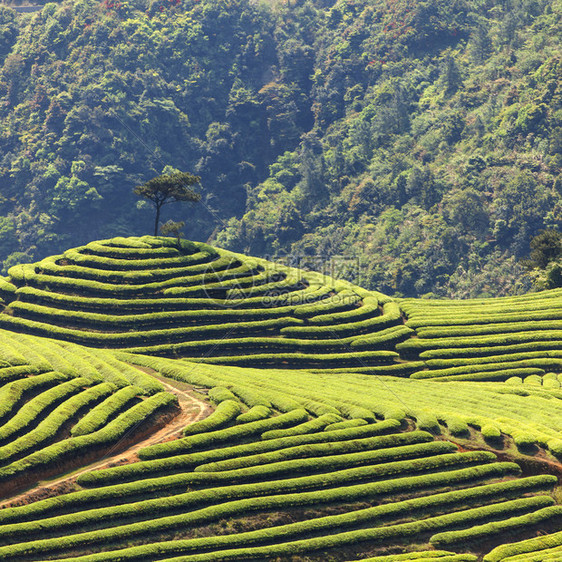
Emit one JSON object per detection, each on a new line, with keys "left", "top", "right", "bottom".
{"left": 0, "top": 0, "right": 561, "bottom": 297}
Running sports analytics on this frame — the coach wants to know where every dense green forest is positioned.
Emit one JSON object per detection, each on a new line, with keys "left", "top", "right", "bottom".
{"left": 1, "top": 0, "right": 562, "bottom": 297}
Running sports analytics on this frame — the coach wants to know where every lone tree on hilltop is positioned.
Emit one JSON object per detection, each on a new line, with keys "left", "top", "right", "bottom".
{"left": 134, "top": 171, "right": 201, "bottom": 236}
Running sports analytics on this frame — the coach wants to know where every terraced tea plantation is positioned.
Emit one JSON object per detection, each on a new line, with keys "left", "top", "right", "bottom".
{"left": 1, "top": 236, "right": 562, "bottom": 560}
{"left": 0, "top": 236, "right": 413, "bottom": 374}
{"left": 399, "top": 293, "right": 562, "bottom": 382}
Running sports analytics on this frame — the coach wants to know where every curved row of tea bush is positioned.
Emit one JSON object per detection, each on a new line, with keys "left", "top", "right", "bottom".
{"left": 0, "top": 460, "right": 545, "bottom": 561}
{"left": 12, "top": 284, "right": 339, "bottom": 312}
{"left": 0, "top": 487, "right": 552, "bottom": 560}
{"left": 0, "top": 386, "right": 549, "bottom": 562}
{"left": 350, "top": 552, "right": 478, "bottom": 561}
{"left": 399, "top": 291, "right": 562, "bottom": 381}
{"left": 138, "top": 409, "right": 312, "bottom": 459}
{"left": 0, "top": 391, "right": 177, "bottom": 483}
{"left": 182, "top": 399, "right": 241, "bottom": 436}
{"left": 0, "top": 333, "right": 180, "bottom": 490}
{"left": 0, "top": 448, "right": 496, "bottom": 544}
{"left": 0, "top": 237, "right": 409, "bottom": 371}
{"left": 71, "top": 386, "right": 143, "bottom": 436}
{"left": 78, "top": 419, "right": 403, "bottom": 487}
{"left": 0, "top": 343, "right": 551, "bottom": 560}
{"left": 128, "top": 357, "right": 562, "bottom": 456}
{"left": 0, "top": 379, "right": 112, "bottom": 463}
{"left": 0, "top": 378, "right": 116, "bottom": 444}
{"left": 484, "top": 528, "right": 562, "bottom": 560}
{"left": 0, "top": 371, "right": 67, "bottom": 421}
{"left": 0, "top": 330, "right": 164, "bottom": 393}
{"left": 10, "top": 464, "right": 549, "bottom": 530}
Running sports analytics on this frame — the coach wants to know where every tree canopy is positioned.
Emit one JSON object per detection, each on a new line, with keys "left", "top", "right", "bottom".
{"left": 524, "top": 230, "right": 562, "bottom": 270}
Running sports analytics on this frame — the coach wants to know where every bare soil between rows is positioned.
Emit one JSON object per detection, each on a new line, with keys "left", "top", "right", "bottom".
{"left": 0, "top": 374, "right": 211, "bottom": 509}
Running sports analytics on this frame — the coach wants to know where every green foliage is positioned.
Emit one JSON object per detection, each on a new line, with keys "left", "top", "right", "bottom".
{"left": 212, "top": 0, "right": 562, "bottom": 298}
{"left": 71, "top": 386, "right": 141, "bottom": 436}
{"left": 208, "top": 386, "right": 237, "bottom": 404}
{"left": 483, "top": 528, "right": 562, "bottom": 561}
{"left": 2, "top": 237, "right": 562, "bottom": 562}
{"left": 481, "top": 424, "right": 501, "bottom": 440}
{"left": 4, "top": 463, "right": 526, "bottom": 561}
{"left": 357, "top": 553, "right": 477, "bottom": 561}
{"left": 324, "top": 418, "right": 369, "bottom": 431}
{"left": 133, "top": 172, "right": 200, "bottom": 235}
{"left": 138, "top": 409, "right": 309, "bottom": 460}
{"left": 0, "top": 237, "right": 417, "bottom": 376}
{"left": 0, "top": 6, "right": 17, "bottom": 60}
{"left": 0, "top": 0, "right": 561, "bottom": 295}
{"left": 524, "top": 229, "right": 562, "bottom": 269}
{"left": 261, "top": 413, "right": 342, "bottom": 440}
{"left": 430, "top": 503, "right": 562, "bottom": 547}
{"left": 78, "top": 419, "right": 402, "bottom": 486}
{"left": 444, "top": 415, "right": 469, "bottom": 436}
{"left": 236, "top": 405, "right": 271, "bottom": 423}
{"left": 0, "top": 390, "right": 177, "bottom": 483}
{"left": 194, "top": 438, "right": 455, "bottom": 474}
{"left": 182, "top": 400, "right": 241, "bottom": 436}
{"left": 0, "top": 379, "right": 109, "bottom": 465}
{"left": 0, "top": 378, "right": 116, "bottom": 443}
{"left": 0, "top": 371, "right": 66, "bottom": 421}
{"left": 159, "top": 221, "right": 185, "bottom": 247}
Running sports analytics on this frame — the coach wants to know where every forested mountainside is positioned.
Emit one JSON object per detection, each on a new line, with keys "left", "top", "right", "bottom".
{"left": 1, "top": 0, "right": 562, "bottom": 297}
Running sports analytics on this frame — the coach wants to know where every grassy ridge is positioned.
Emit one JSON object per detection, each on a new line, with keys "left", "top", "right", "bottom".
{"left": 122, "top": 356, "right": 562, "bottom": 456}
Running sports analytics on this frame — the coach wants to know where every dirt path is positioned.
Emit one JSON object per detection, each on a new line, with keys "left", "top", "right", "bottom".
{"left": 0, "top": 378, "right": 212, "bottom": 508}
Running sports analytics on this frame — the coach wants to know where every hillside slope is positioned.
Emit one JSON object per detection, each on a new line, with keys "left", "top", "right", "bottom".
{"left": 0, "top": 235, "right": 413, "bottom": 374}
{"left": 0, "top": 237, "right": 561, "bottom": 559}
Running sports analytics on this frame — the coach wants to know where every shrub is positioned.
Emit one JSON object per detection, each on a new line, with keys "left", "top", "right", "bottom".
{"left": 513, "top": 431, "right": 538, "bottom": 448}
{"left": 183, "top": 400, "right": 241, "bottom": 436}
{"left": 0, "top": 380, "right": 111, "bottom": 466}
{"left": 483, "top": 528, "right": 562, "bottom": 561}
{"left": 207, "top": 387, "right": 237, "bottom": 404}
{"left": 548, "top": 439, "right": 562, "bottom": 458}
{"left": 280, "top": 302, "right": 401, "bottom": 339}
{"left": 71, "top": 386, "right": 141, "bottom": 436}
{"left": 10, "top": 464, "right": 528, "bottom": 561}
{"left": 262, "top": 413, "right": 342, "bottom": 439}
{"left": 0, "top": 392, "right": 177, "bottom": 481}
{"left": 78, "top": 419, "right": 402, "bottom": 486}
{"left": 415, "top": 412, "right": 440, "bottom": 432}
{"left": 0, "top": 371, "right": 66, "bottom": 421}
{"left": 138, "top": 409, "right": 309, "bottom": 460}
{"left": 481, "top": 424, "right": 501, "bottom": 440}
{"left": 0, "top": 379, "right": 116, "bottom": 443}
{"left": 194, "top": 435, "right": 452, "bottom": 474}
{"left": 430, "top": 503, "right": 562, "bottom": 548}
{"left": 445, "top": 416, "right": 469, "bottom": 436}
{"left": 308, "top": 296, "right": 379, "bottom": 325}
{"left": 324, "top": 419, "right": 368, "bottom": 431}
{"left": 236, "top": 405, "right": 271, "bottom": 423}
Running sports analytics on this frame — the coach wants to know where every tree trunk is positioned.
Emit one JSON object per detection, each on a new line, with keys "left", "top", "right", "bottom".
{"left": 154, "top": 204, "right": 161, "bottom": 236}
